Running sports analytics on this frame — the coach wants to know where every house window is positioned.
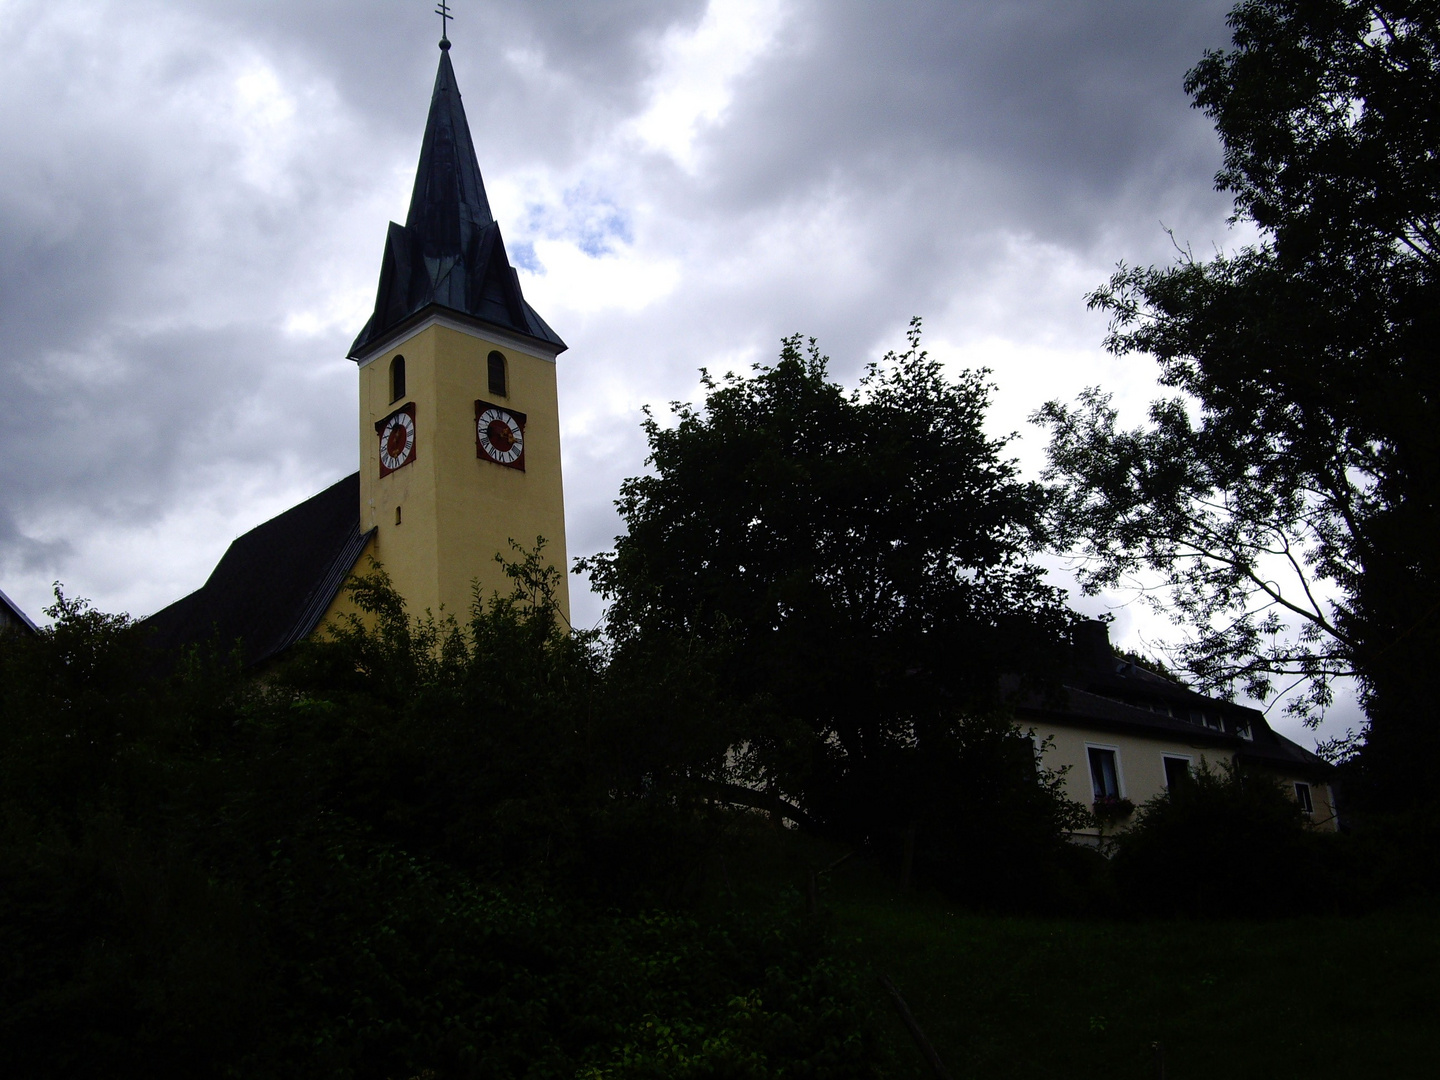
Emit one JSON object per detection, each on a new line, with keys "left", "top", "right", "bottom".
{"left": 1294, "top": 782, "right": 1314, "bottom": 815}
{"left": 488, "top": 350, "right": 507, "bottom": 397}
{"left": 390, "top": 355, "right": 406, "bottom": 401}
{"left": 1087, "top": 747, "right": 1121, "bottom": 801}
{"left": 1163, "top": 755, "right": 1192, "bottom": 792}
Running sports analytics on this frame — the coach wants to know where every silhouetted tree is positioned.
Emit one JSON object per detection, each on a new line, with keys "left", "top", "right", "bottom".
{"left": 581, "top": 322, "right": 1085, "bottom": 877}
{"left": 1037, "top": 0, "right": 1439, "bottom": 805}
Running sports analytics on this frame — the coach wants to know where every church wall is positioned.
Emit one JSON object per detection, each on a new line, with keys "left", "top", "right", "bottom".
{"left": 355, "top": 321, "right": 569, "bottom": 627}
{"left": 430, "top": 324, "right": 570, "bottom": 623}
{"left": 313, "top": 532, "right": 379, "bottom": 636}
{"left": 359, "top": 329, "right": 444, "bottom": 619}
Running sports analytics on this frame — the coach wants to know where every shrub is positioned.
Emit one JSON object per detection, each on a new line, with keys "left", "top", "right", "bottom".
{"left": 0, "top": 574, "right": 884, "bottom": 1077}
{"left": 1111, "top": 760, "right": 1321, "bottom": 916}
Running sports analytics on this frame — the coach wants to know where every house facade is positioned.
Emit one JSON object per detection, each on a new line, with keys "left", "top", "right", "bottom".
{"left": 1022, "top": 621, "right": 1337, "bottom": 841}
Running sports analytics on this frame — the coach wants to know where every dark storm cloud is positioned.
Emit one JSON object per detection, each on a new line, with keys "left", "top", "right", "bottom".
{"left": 193, "top": 0, "right": 710, "bottom": 162}
{"left": 0, "top": 0, "right": 1241, "bottom": 635}
{"left": 638, "top": 0, "right": 1237, "bottom": 347}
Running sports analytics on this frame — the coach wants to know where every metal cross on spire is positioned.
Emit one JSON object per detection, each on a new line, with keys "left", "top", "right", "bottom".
{"left": 435, "top": 0, "right": 452, "bottom": 48}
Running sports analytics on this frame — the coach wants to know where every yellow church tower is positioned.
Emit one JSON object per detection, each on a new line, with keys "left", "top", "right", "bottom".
{"left": 346, "top": 36, "right": 569, "bottom": 624}
{"left": 142, "top": 35, "right": 568, "bottom": 665}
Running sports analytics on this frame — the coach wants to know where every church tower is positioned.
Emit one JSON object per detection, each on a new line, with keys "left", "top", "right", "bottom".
{"left": 141, "top": 36, "right": 568, "bottom": 666}
{"left": 347, "top": 38, "right": 570, "bottom": 624}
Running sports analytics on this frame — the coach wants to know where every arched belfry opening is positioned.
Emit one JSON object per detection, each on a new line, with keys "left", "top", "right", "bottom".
{"left": 488, "top": 351, "right": 507, "bottom": 397}
{"left": 390, "top": 355, "right": 406, "bottom": 401}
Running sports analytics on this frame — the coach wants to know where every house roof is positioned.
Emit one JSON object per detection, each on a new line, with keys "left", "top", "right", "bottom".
{"left": 1018, "top": 621, "right": 1330, "bottom": 778}
{"left": 0, "top": 586, "right": 38, "bottom": 633}
{"left": 348, "top": 43, "right": 565, "bottom": 359}
{"left": 141, "top": 473, "right": 373, "bottom": 667}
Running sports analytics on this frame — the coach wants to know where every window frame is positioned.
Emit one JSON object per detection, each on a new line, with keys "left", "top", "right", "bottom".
{"left": 1294, "top": 781, "right": 1314, "bottom": 815}
{"left": 1161, "top": 753, "right": 1193, "bottom": 792}
{"left": 1085, "top": 743, "right": 1125, "bottom": 802}
{"left": 487, "top": 350, "right": 508, "bottom": 398}
{"left": 390, "top": 354, "right": 406, "bottom": 402}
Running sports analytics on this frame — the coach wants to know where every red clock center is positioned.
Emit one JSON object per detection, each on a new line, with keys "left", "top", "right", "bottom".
{"left": 487, "top": 419, "right": 515, "bottom": 451}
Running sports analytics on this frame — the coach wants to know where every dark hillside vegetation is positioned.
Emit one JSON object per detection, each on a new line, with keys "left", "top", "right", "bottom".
{"left": 0, "top": 567, "right": 882, "bottom": 1079}
{"left": 1, "top": 552, "right": 1432, "bottom": 1078}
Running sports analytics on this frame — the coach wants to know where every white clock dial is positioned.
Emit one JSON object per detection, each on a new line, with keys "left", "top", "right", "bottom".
{"left": 477, "top": 407, "right": 524, "bottom": 464}
{"left": 379, "top": 410, "right": 416, "bottom": 471}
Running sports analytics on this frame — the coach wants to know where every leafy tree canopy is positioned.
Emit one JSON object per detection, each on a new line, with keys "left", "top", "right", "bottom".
{"left": 1036, "top": 0, "right": 1439, "bottom": 800}
{"left": 581, "top": 322, "right": 1082, "bottom": 850}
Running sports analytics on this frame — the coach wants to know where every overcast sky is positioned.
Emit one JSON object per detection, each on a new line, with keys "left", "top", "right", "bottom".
{"left": 0, "top": 0, "right": 1358, "bottom": 746}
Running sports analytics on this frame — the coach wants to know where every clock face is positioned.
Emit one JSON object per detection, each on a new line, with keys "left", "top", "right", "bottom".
{"left": 376, "top": 404, "right": 417, "bottom": 477}
{"left": 475, "top": 400, "right": 526, "bottom": 470}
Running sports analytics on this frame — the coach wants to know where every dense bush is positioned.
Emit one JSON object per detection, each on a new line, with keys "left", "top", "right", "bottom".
{"left": 871, "top": 720, "right": 1096, "bottom": 912}
{"left": 1110, "top": 761, "right": 1322, "bottom": 916}
{"left": 0, "top": 565, "right": 882, "bottom": 1079}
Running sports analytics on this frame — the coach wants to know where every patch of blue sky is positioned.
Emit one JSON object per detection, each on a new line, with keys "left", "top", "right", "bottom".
{"left": 520, "top": 183, "right": 634, "bottom": 261}
{"left": 510, "top": 239, "right": 542, "bottom": 274}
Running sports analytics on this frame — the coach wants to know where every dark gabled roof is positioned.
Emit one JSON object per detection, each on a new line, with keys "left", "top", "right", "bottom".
{"left": 1016, "top": 620, "right": 1330, "bottom": 778}
{"left": 142, "top": 473, "right": 373, "bottom": 667}
{"left": 348, "top": 43, "right": 565, "bottom": 359}
{"left": 0, "top": 586, "right": 39, "bottom": 634}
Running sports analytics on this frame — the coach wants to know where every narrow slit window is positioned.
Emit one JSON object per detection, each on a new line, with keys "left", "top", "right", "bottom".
{"left": 395, "top": 505, "right": 402, "bottom": 526}
{"left": 488, "top": 351, "right": 507, "bottom": 397}
{"left": 390, "top": 355, "right": 406, "bottom": 402}
{"left": 1294, "top": 782, "right": 1314, "bottom": 815}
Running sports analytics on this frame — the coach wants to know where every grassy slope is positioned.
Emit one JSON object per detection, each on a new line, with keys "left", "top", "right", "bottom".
{"left": 717, "top": 823, "right": 1439, "bottom": 1080}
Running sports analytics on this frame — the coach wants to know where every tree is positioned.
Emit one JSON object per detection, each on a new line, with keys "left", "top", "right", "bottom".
{"left": 581, "top": 322, "right": 1084, "bottom": 879}
{"left": 1036, "top": 0, "right": 1439, "bottom": 802}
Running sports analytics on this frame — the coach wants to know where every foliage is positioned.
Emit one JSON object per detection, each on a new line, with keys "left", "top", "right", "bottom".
{"left": 580, "top": 322, "right": 1086, "bottom": 896}
{"left": 832, "top": 881, "right": 1439, "bottom": 1080}
{"left": 1035, "top": 1, "right": 1440, "bottom": 800}
{"left": 1091, "top": 795, "right": 1135, "bottom": 824}
{"left": 1114, "top": 648, "right": 1181, "bottom": 683}
{"left": 1110, "top": 760, "right": 1319, "bottom": 916}
{"left": 0, "top": 566, "right": 882, "bottom": 1078}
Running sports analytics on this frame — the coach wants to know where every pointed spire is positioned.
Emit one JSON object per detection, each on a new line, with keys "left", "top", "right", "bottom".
{"left": 405, "top": 46, "right": 492, "bottom": 250}
{"left": 349, "top": 44, "right": 565, "bottom": 359}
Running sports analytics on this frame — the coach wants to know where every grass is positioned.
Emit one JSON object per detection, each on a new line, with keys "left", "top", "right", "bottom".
{"left": 715, "top": 821, "right": 1440, "bottom": 1079}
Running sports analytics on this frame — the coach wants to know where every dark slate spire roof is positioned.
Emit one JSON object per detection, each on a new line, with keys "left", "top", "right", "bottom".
{"left": 0, "top": 586, "right": 38, "bottom": 634}
{"left": 406, "top": 42, "right": 493, "bottom": 244}
{"left": 349, "top": 44, "right": 565, "bottom": 359}
{"left": 142, "top": 474, "right": 374, "bottom": 668}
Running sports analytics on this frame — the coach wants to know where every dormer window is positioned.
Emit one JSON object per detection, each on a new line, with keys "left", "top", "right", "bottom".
{"left": 488, "top": 351, "right": 507, "bottom": 397}
{"left": 390, "top": 355, "right": 406, "bottom": 402}
{"left": 1190, "top": 708, "right": 1221, "bottom": 730}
